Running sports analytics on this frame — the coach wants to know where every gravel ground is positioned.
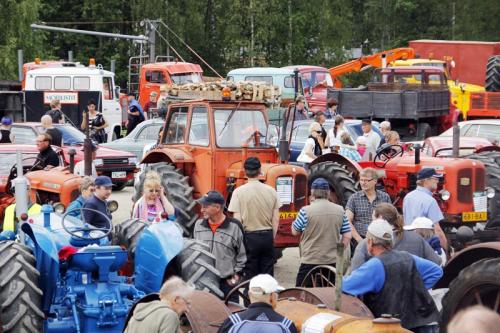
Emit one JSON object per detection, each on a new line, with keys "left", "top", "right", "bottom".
{"left": 111, "top": 186, "right": 300, "bottom": 287}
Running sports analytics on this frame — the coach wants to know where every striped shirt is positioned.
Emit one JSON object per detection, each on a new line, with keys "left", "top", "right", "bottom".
{"left": 339, "top": 147, "right": 362, "bottom": 162}
{"left": 293, "top": 208, "right": 351, "bottom": 234}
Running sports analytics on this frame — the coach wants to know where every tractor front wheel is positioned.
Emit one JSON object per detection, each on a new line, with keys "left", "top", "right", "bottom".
{"left": 309, "top": 161, "right": 358, "bottom": 207}
{"left": 485, "top": 55, "right": 500, "bottom": 92}
{"left": 0, "top": 241, "right": 44, "bottom": 333}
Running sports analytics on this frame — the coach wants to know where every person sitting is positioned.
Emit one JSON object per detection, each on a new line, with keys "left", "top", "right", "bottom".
{"left": 35, "top": 133, "right": 61, "bottom": 169}
{"left": 132, "top": 171, "right": 175, "bottom": 222}
{"left": 338, "top": 132, "right": 361, "bottom": 162}
{"left": 67, "top": 177, "right": 95, "bottom": 219}
{"left": 73, "top": 143, "right": 98, "bottom": 177}
{"left": 124, "top": 276, "right": 193, "bottom": 333}
{"left": 404, "top": 217, "right": 446, "bottom": 266}
{"left": 218, "top": 274, "right": 298, "bottom": 333}
{"left": 82, "top": 176, "right": 113, "bottom": 229}
{"left": 296, "top": 122, "right": 322, "bottom": 164}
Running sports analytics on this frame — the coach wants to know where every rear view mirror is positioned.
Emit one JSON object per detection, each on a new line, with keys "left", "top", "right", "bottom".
{"left": 115, "top": 86, "right": 121, "bottom": 100}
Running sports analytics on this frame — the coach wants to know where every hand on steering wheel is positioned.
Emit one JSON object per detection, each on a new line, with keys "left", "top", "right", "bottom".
{"left": 373, "top": 144, "right": 404, "bottom": 168}
{"left": 61, "top": 207, "right": 112, "bottom": 240}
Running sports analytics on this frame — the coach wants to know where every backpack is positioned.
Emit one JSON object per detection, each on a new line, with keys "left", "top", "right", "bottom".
{"left": 227, "top": 313, "right": 292, "bottom": 333}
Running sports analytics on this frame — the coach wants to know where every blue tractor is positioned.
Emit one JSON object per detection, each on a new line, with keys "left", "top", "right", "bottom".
{"left": 0, "top": 204, "right": 222, "bottom": 332}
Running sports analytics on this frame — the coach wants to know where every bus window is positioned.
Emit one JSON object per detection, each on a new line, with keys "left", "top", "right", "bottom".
{"left": 74, "top": 76, "right": 90, "bottom": 90}
{"left": 54, "top": 76, "right": 71, "bottom": 90}
{"left": 35, "top": 76, "right": 52, "bottom": 90}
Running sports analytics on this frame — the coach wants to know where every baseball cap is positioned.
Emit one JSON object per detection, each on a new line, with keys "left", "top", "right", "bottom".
{"left": 94, "top": 176, "right": 114, "bottom": 187}
{"left": 1, "top": 117, "right": 12, "bottom": 125}
{"left": 404, "top": 217, "right": 434, "bottom": 230}
{"left": 417, "top": 168, "right": 443, "bottom": 180}
{"left": 311, "top": 177, "right": 329, "bottom": 190}
{"left": 197, "top": 190, "right": 225, "bottom": 206}
{"left": 367, "top": 219, "right": 393, "bottom": 242}
{"left": 244, "top": 157, "right": 261, "bottom": 171}
{"left": 249, "top": 274, "right": 284, "bottom": 294}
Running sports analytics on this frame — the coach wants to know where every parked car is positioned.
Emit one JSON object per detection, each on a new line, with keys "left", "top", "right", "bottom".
{"left": 439, "top": 119, "right": 500, "bottom": 145}
{"left": 101, "top": 119, "right": 164, "bottom": 163}
{"left": 10, "top": 123, "right": 137, "bottom": 190}
{"left": 289, "top": 119, "right": 382, "bottom": 162}
{"left": 421, "top": 136, "right": 495, "bottom": 157}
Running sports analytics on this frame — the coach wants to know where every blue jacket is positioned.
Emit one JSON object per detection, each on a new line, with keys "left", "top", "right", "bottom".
{"left": 82, "top": 194, "right": 112, "bottom": 229}
{"left": 67, "top": 195, "right": 86, "bottom": 219}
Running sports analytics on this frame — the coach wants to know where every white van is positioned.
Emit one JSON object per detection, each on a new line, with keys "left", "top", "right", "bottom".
{"left": 24, "top": 65, "right": 122, "bottom": 142}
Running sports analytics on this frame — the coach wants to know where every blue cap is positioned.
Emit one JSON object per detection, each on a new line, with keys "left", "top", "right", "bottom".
{"left": 95, "top": 176, "right": 114, "bottom": 187}
{"left": 417, "top": 168, "right": 442, "bottom": 180}
{"left": 1, "top": 117, "right": 12, "bottom": 125}
{"left": 197, "top": 190, "right": 225, "bottom": 206}
{"left": 311, "top": 177, "right": 330, "bottom": 190}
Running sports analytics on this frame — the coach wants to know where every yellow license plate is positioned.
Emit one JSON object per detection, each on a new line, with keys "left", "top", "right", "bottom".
{"left": 462, "top": 212, "right": 487, "bottom": 222}
{"left": 279, "top": 211, "right": 298, "bottom": 219}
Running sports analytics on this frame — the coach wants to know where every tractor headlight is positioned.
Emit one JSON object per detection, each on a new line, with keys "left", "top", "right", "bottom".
{"left": 94, "top": 158, "right": 104, "bottom": 167}
{"left": 128, "top": 157, "right": 138, "bottom": 165}
{"left": 440, "top": 189, "right": 451, "bottom": 201}
{"left": 107, "top": 200, "right": 119, "bottom": 213}
{"left": 53, "top": 202, "right": 66, "bottom": 214}
{"left": 485, "top": 187, "right": 495, "bottom": 199}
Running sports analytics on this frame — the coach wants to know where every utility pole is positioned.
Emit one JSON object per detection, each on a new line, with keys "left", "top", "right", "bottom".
{"left": 288, "top": 0, "right": 292, "bottom": 65}
{"left": 452, "top": 2, "right": 456, "bottom": 40}
{"left": 147, "top": 20, "right": 157, "bottom": 63}
{"left": 250, "top": 0, "right": 255, "bottom": 67}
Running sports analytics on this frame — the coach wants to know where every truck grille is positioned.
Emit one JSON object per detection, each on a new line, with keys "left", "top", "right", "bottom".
{"left": 102, "top": 158, "right": 129, "bottom": 165}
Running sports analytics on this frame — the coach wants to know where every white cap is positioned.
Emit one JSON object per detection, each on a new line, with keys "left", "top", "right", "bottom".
{"left": 367, "top": 219, "right": 393, "bottom": 241}
{"left": 404, "top": 217, "right": 434, "bottom": 230}
{"left": 249, "top": 274, "right": 284, "bottom": 294}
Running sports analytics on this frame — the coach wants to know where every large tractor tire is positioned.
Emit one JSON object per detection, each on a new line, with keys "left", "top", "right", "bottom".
{"left": 466, "top": 151, "right": 500, "bottom": 226}
{"left": 0, "top": 241, "right": 44, "bottom": 333}
{"left": 440, "top": 257, "right": 500, "bottom": 332}
{"left": 134, "top": 162, "right": 197, "bottom": 236}
{"left": 113, "top": 218, "right": 151, "bottom": 264}
{"left": 309, "top": 161, "right": 358, "bottom": 207}
{"left": 485, "top": 55, "right": 500, "bottom": 92}
{"left": 176, "top": 239, "right": 224, "bottom": 299}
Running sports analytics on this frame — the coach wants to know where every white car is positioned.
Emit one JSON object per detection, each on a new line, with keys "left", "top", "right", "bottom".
{"left": 440, "top": 119, "right": 500, "bottom": 145}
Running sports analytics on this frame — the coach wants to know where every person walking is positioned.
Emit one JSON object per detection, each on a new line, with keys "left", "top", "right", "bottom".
{"left": 342, "top": 219, "right": 442, "bottom": 333}
{"left": 228, "top": 157, "right": 281, "bottom": 278}
{"left": 132, "top": 171, "right": 176, "bottom": 222}
{"left": 35, "top": 133, "right": 61, "bottom": 168}
{"left": 293, "top": 97, "right": 308, "bottom": 121}
{"left": 73, "top": 143, "right": 98, "bottom": 177}
{"left": 292, "top": 178, "right": 351, "bottom": 287}
{"left": 81, "top": 99, "right": 108, "bottom": 143}
{"left": 127, "top": 94, "right": 145, "bottom": 134}
{"left": 361, "top": 119, "right": 381, "bottom": 160}
{"left": 218, "top": 274, "right": 298, "bottom": 333}
{"left": 82, "top": 176, "right": 113, "bottom": 229}
{"left": 403, "top": 168, "right": 448, "bottom": 250}
{"left": 324, "top": 97, "right": 338, "bottom": 119}
{"left": 296, "top": 122, "right": 322, "bottom": 164}
{"left": 67, "top": 177, "right": 95, "bottom": 219}
{"left": 45, "top": 99, "right": 65, "bottom": 124}
{"left": 350, "top": 203, "right": 442, "bottom": 271}
{"left": 41, "top": 115, "right": 62, "bottom": 147}
{"left": 0, "top": 117, "right": 15, "bottom": 143}
{"left": 193, "top": 190, "right": 246, "bottom": 299}
{"left": 124, "top": 276, "right": 193, "bottom": 333}
{"left": 346, "top": 168, "right": 391, "bottom": 245}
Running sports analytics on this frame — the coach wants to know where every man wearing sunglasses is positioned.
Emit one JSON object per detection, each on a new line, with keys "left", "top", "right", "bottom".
{"left": 35, "top": 133, "right": 61, "bottom": 169}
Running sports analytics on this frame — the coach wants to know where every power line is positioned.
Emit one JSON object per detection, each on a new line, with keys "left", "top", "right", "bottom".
{"left": 42, "top": 21, "right": 140, "bottom": 25}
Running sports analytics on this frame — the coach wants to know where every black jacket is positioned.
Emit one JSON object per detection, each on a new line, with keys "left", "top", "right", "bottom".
{"left": 46, "top": 127, "right": 63, "bottom": 147}
{"left": 37, "top": 146, "right": 60, "bottom": 168}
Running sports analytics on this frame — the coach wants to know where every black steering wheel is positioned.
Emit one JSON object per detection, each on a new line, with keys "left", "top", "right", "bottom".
{"left": 61, "top": 207, "right": 112, "bottom": 240}
{"left": 373, "top": 144, "right": 404, "bottom": 168}
{"left": 7, "top": 157, "right": 44, "bottom": 193}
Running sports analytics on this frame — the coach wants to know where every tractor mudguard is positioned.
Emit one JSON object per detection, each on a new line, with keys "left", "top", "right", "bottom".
{"left": 140, "top": 147, "right": 194, "bottom": 165}
{"left": 134, "top": 221, "right": 184, "bottom": 294}
{"left": 21, "top": 222, "right": 60, "bottom": 313}
{"left": 310, "top": 152, "right": 363, "bottom": 177}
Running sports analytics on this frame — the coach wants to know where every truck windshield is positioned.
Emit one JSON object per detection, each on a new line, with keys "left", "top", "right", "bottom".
{"left": 214, "top": 109, "right": 272, "bottom": 148}
{"left": 170, "top": 73, "right": 203, "bottom": 85}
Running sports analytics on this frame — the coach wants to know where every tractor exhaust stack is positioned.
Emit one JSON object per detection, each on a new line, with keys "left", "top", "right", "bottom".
{"left": 414, "top": 143, "right": 421, "bottom": 164}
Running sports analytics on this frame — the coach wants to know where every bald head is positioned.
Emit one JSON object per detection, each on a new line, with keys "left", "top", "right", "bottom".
{"left": 41, "top": 115, "right": 53, "bottom": 128}
{"left": 448, "top": 306, "right": 500, "bottom": 333}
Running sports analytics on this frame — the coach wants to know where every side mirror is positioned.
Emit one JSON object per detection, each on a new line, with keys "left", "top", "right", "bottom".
{"left": 114, "top": 86, "right": 121, "bottom": 100}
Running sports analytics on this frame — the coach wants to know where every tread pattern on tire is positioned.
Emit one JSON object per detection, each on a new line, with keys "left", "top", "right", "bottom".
{"left": 134, "top": 163, "right": 198, "bottom": 236}
{"left": 440, "top": 257, "right": 500, "bottom": 332}
{"left": 0, "top": 241, "right": 44, "bottom": 333}
{"left": 485, "top": 55, "right": 500, "bottom": 92}
{"left": 113, "top": 218, "right": 151, "bottom": 262}
{"left": 309, "top": 161, "right": 359, "bottom": 207}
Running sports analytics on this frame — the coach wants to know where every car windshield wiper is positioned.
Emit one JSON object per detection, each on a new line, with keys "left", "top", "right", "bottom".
{"left": 218, "top": 109, "right": 237, "bottom": 136}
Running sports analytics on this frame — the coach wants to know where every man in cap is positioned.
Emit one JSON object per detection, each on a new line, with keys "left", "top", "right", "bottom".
{"left": 0, "top": 116, "right": 15, "bottom": 143}
{"left": 193, "top": 190, "right": 247, "bottom": 299}
{"left": 361, "top": 119, "right": 381, "bottom": 161}
{"left": 73, "top": 142, "right": 98, "bottom": 177}
{"left": 228, "top": 157, "right": 281, "bottom": 278}
{"left": 292, "top": 177, "right": 351, "bottom": 287}
{"left": 144, "top": 91, "right": 158, "bottom": 119}
{"left": 82, "top": 176, "right": 113, "bottom": 229}
{"left": 342, "top": 219, "right": 442, "bottom": 332}
{"left": 403, "top": 168, "right": 447, "bottom": 249}
{"left": 218, "top": 274, "right": 298, "bottom": 333}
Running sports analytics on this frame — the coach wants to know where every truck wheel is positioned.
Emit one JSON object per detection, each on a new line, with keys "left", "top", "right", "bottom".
{"left": 466, "top": 151, "right": 500, "bottom": 226}
{"left": 113, "top": 218, "right": 151, "bottom": 266}
{"left": 0, "top": 241, "right": 44, "bottom": 333}
{"left": 440, "top": 257, "right": 500, "bottom": 332}
{"left": 416, "top": 122, "right": 432, "bottom": 140}
{"left": 309, "top": 161, "right": 358, "bottom": 207}
{"left": 485, "top": 55, "right": 500, "bottom": 92}
{"left": 176, "top": 238, "right": 224, "bottom": 298}
{"left": 134, "top": 162, "right": 197, "bottom": 236}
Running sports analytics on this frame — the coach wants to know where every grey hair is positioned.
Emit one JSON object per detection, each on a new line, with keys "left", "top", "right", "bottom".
{"left": 311, "top": 188, "right": 330, "bottom": 199}
{"left": 380, "top": 121, "right": 391, "bottom": 130}
{"left": 159, "top": 276, "right": 194, "bottom": 302}
{"left": 366, "top": 231, "right": 393, "bottom": 249}
{"left": 80, "top": 176, "right": 95, "bottom": 192}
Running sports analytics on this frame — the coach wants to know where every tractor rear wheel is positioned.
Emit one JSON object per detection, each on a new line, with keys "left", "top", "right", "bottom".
{"left": 134, "top": 162, "right": 197, "bottom": 236}
{"left": 113, "top": 218, "right": 151, "bottom": 268}
{"left": 485, "top": 55, "right": 500, "bottom": 92}
{"left": 440, "top": 257, "right": 500, "bottom": 332}
{"left": 466, "top": 151, "right": 500, "bottom": 226}
{"left": 0, "top": 241, "right": 44, "bottom": 333}
{"left": 309, "top": 161, "right": 358, "bottom": 207}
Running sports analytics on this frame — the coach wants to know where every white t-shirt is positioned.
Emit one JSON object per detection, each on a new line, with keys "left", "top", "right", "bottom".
{"left": 297, "top": 138, "right": 316, "bottom": 163}
{"left": 326, "top": 127, "right": 346, "bottom": 148}
{"left": 364, "top": 130, "right": 381, "bottom": 156}
{"left": 73, "top": 161, "right": 97, "bottom": 177}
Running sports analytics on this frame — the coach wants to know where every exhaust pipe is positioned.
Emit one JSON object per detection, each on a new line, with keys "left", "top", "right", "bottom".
{"left": 414, "top": 143, "right": 421, "bottom": 165}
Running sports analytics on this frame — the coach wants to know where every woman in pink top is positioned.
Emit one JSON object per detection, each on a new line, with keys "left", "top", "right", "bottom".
{"left": 132, "top": 171, "right": 176, "bottom": 222}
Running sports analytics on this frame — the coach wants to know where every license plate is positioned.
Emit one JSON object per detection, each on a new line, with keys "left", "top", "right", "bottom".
{"left": 462, "top": 212, "right": 487, "bottom": 222}
{"left": 112, "top": 171, "right": 127, "bottom": 179}
{"left": 279, "top": 211, "right": 298, "bottom": 219}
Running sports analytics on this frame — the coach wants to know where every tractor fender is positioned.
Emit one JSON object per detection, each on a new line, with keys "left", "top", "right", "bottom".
{"left": 134, "top": 220, "right": 184, "bottom": 294}
{"left": 310, "top": 153, "right": 363, "bottom": 177}
{"left": 434, "top": 242, "right": 500, "bottom": 289}
{"left": 140, "top": 147, "right": 194, "bottom": 165}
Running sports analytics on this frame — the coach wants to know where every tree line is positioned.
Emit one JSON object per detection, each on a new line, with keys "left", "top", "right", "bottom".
{"left": 1, "top": 0, "right": 498, "bottom": 87}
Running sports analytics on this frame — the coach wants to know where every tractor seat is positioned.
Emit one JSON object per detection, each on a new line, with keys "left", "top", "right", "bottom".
{"left": 69, "top": 246, "right": 127, "bottom": 279}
